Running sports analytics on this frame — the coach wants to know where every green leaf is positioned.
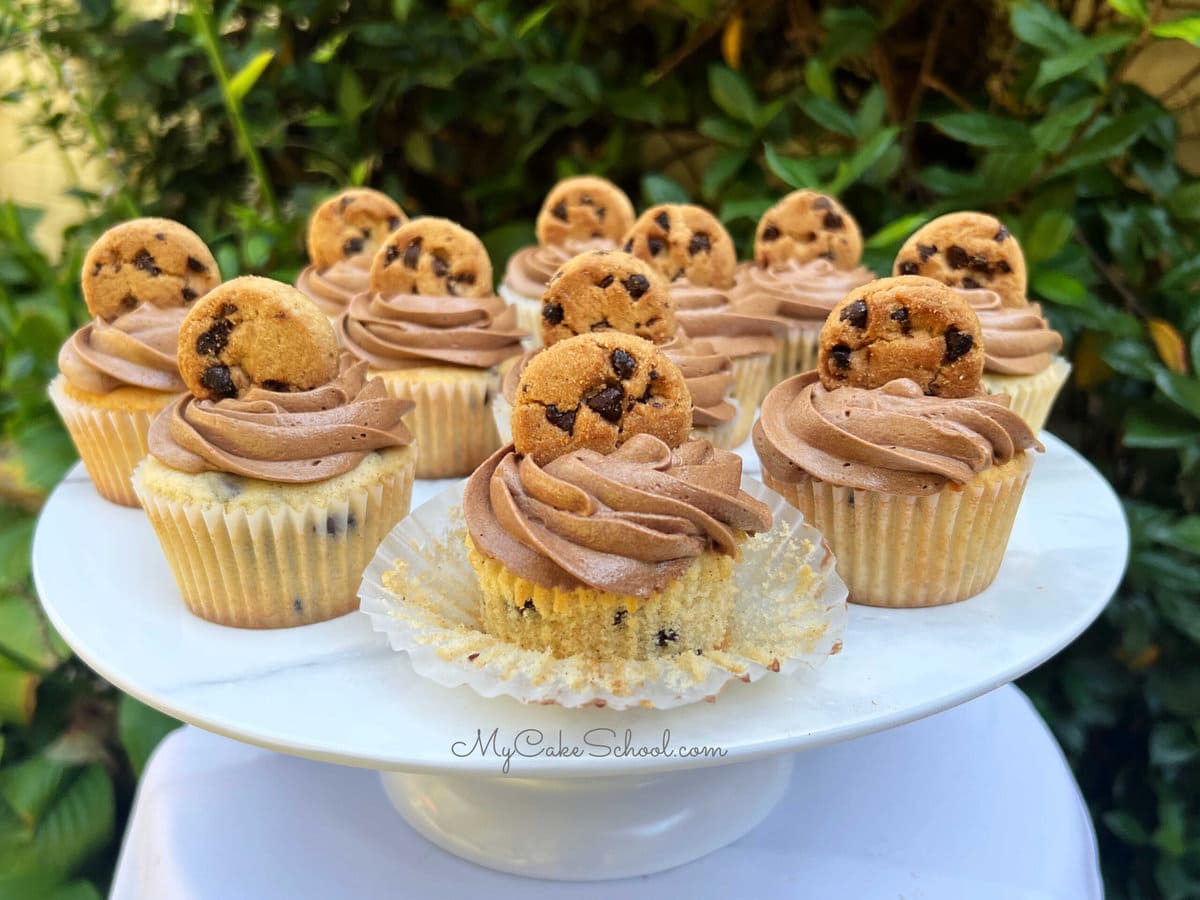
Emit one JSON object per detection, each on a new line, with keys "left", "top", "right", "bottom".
{"left": 1102, "top": 339, "right": 1158, "bottom": 379}
{"left": 708, "top": 65, "right": 759, "bottom": 123}
{"left": 0, "top": 662, "right": 37, "bottom": 725}
{"left": 337, "top": 68, "right": 368, "bottom": 120}
{"left": 1165, "top": 181, "right": 1200, "bottom": 223}
{"left": 1011, "top": 1, "right": 1079, "bottom": 53}
{"left": 698, "top": 116, "right": 752, "bottom": 147}
{"left": 701, "top": 150, "right": 746, "bottom": 201}
{"left": 0, "top": 515, "right": 34, "bottom": 593}
{"left": 515, "top": 3, "right": 555, "bottom": 38}
{"left": 1031, "top": 31, "right": 1135, "bottom": 92}
{"left": 1108, "top": 0, "right": 1149, "bottom": 23}
{"left": 227, "top": 50, "right": 275, "bottom": 104}
{"left": 865, "top": 213, "right": 930, "bottom": 250}
{"left": 1026, "top": 210, "right": 1075, "bottom": 263}
{"left": 1031, "top": 97, "right": 1098, "bottom": 153}
{"left": 1032, "top": 270, "right": 1088, "bottom": 305}
{"left": 826, "top": 127, "right": 900, "bottom": 194}
{"left": 118, "top": 695, "right": 181, "bottom": 776}
{"left": 1155, "top": 367, "right": 1200, "bottom": 419}
{"left": 1149, "top": 721, "right": 1199, "bottom": 766}
{"left": 1152, "top": 16, "right": 1200, "bottom": 44}
{"left": 930, "top": 111, "right": 1031, "bottom": 148}
{"left": 1104, "top": 810, "right": 1150, "bottom": 844}
{"left": 719, "top": 197, "right": 774, "bottom": 224}
{"left": 804, "top": 58, "right": 834, "bottom": 101}
{"left": 311, "top": 31, "right": 349, "bottom": 64}
{"left": 1057, "top": 107, "right": 1164, "bottom": 175}
{"left": 855, "top": 85, "right": 887, "bottom": 137}
{"left": 1124, "top": 408, "right": 1200, "bottom": 448}
{"left": 764, "top": 144, "right": 820, "bottom": 189}
{"left": 801, "top": 96, "right": 857, "bottom": 137}
{"left": 640, "top": 174, "right": 689, "bottom": 206}
{"left": 0, "top": 596, "right": 63, "bottom": 672}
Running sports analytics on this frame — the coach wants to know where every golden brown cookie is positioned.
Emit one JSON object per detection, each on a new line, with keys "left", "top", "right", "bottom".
{"left": 178, "top": 276, "right": 340, "bottom": 400}
{"left": 817, "top": 275, "right": 984, "bottom": 399}
{"left": 368, "top": 217, "right": 493, "bottom": 298}
{"left": 512, "top": 333, "right": 693, "bottom": 465}
{"left": 755, "top": 190, "right": 863, "bottom": 270}
{"left": 535, "top": 176, "right": 636, "bottom": 247}
{"left": 540, "top": 250, "right": 676, "bottom": 346}
{"left": 306, "top": 188, "right": 406, "bottom": 271}
{"left": 893, "top": 212, "right": 1027, "bottom": 307}
{"left": 622, "top": 204, "right": 737, "bottom": 289}
{"left": 81, "top": 218, "right": 220, "bottom": 322}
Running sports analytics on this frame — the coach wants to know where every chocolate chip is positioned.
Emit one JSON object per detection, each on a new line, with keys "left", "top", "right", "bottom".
{"left": 521, "top": 598, "right": 535, "bottom": 614}
{"left": 182, "top": 287, "right": 197, "bottom": 302}
{"left": 456, "top": 272, "right": 476, "bottom": 286}
{"left": 997, "top": 260, "right": 1012, "bottom": 274}
{"left": 688, "top": 232, "right": 711, "bottom": 255}
{"left": 220, "top": 303, "right": 238, "bottom": 317}
{"left": 431, "top": 254, "right": 449, "bottom": 277}
{"left": 132, "top": 249, "right": 161, "bottom": 276}
{"left": 551, "top": 201, "right": 568, "bottom": 222}
{"left": 944, "top": 326, "right": 974, "bottom": 362}
{"left": 830, "top": 344, "right": 852, "bottom": 370}
{"left": 262, "top": 379, "right": 289, "bottom": 392}
{"left": 340, "top": 195, "right": 353, "bottom": 210}
{"left": 611, "top": 348, "right": 637, "bottom": 379}
{"left": 196, "top": 319, "right": 233, "bottom": 356}
{"left": 384, "top": 244, "right": 399, "bottom": 265}
{"left": 542, "top": 302, "right": 564, "bottom": 324}
{"left": 649, "top": 369, "right": 659, "bottom": 380}
{"left": 596, "top": 207, "right": 606, "bottom": 221}
{"left": 623, "top": 273, "right": 649, "bottom": 299}
{"left": 995, "top": 227, "right": 1010, "bottom": 243}
{"left": 293, "top": 598, "right": 304, "bottom": 613}
{"left": 890, "top": 306, "right": 911, "bottom": 334}
{"left": 586, "top": 385, "right": 625, "bottom": 422}
{"left": 388, "top": 216, "right": 401, "bottom": 231}
{"left": 655, "top": 628, "right": 679, "bottom": 647}
{"left": 580, "top": 194, "right": 593, "bottom": 205}
{"left": 201, "top": 365, "right": 237, "bottom": 398}
{"left": 654, "top": 211, "right": 670, "bottom": 231}
{"left": 898, "top": 261, "right": 919, "bottom": 275}
{"left": 121, "top": 294, "right": 138, "bottom": 312}
{"left": 947, "top": 246, "right": 969, "bottom": 269}
{"left": 961, "top": 277, "right": 981, "bottom": 290}
{"left": 597, "top": 274, "right": 614, "bottom": 288}
{"left": 813, "top": 196, "right": 832, "bottom": 210}
{"left": 92, "top": 262, "right": 102, "bottom": 276}
{"left": 155, "top": 232, "right": 165, "bottom": 240}
{"left": 647, "top": 236, "right": 665, "bottom": 256}
{"left": 343, "top": 237, "right": 364, "bottom": 256}
{"left": 590, "top": 319, "right": 612, "bottom": 331}
{"left": 613, "top": 609, "right": 627, "bottom": 626}
{"left": 402, "top": 239, "right": 422, "bottom": 269}
{"left": 839, "top": 298, "right": 868, "bottom": 328}
{"left": 968, "top": 255, "right": 991, "bottom": 274}
{"left": 326, "top": 515, "right": 340, "bottom": 536}
{"left": 761, "top": 224, "right": 780, "bottom": 242}
{"left": 917, "top": 243, "right": 937, "bottom": 262}
{"left": 823, "top": 211, "right": 844, "bottom": 230}
{"left": 623, "top": 238, "right": 633, "bottom": 252}
{"left": 545, "top": 404, "right": 577, "bottom": 434}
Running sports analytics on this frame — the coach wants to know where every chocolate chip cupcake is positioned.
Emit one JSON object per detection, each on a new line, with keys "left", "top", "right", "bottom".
{"left": 893, "top": 212, "right": 1069, "bottom": 431}
{"left": 133, "top": 276, "right": 416, "bottom": 628}
{"left": 500, "top": 176, "right": 637, "bottom": 346}
{"left": 49, "top": 218, "right": 220, "bottom": 507}
{"left": 337, "top": 217, "right": 526, "bottom": 478}
{"left": 731, "top": 191, "right": 875, "bottom": 385}
{"left": 464, "top": 333, "right": 772, "bottom": 659}
{"left": 295, "top": 188, "right": 406, "bottom": 322}
{"left": 753, "top": 276, "right": 1042, "bottom": 607}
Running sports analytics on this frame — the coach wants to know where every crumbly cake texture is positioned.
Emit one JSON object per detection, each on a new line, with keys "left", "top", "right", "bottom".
{"left": 623, "top": 204, "right": 737, "bottom": 289}
{"left": 368, "top": 217, "right": 493, "bottom": 298}
{"left": 306, "top": 188, "right": 406, "bottom": 270}
{"left": 893, "top": 211, "right": 1028, "bottom": 307}
{"left": 754, "top": 190, "right": 862, "bottom": 270}
{"left": 535, "top": 176, "right": 636, "bottom": 246}
{"left": 540, "top": 250, "right": 676, "bottom": 346}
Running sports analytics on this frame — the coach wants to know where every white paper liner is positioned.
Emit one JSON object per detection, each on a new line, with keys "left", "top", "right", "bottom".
{"left": 359, "top": 478, "right": 847, "bottom": 709}
{"left": 499, "top": 283, "right": 545, "bottom": 349}
{"left": 982, "top": 356, "right": 1072, "bottom": 433}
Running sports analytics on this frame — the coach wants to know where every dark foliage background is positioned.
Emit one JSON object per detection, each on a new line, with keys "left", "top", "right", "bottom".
{"left": 2, "top": 1, "right": 1199, "bottom": 896}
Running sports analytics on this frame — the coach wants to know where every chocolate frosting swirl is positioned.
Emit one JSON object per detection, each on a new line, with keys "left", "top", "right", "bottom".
{"left": 58, "top": 304, "right": 187, "bottom": 394}
{"left": 957, "top": 288, "right": 1063, "bottom": 376}
{"left": 753, "top": 372, "right": 1041, "bottom": 496}
{"left": 148, "top": 359, "right": 413, "bottom": 483}
{"left": 669, "top": 277, "right": 784, "bottom": 359}
{"left": 295, "top": 259, "right": 370, "bottom": 316}
{"left": 731, "top": 258, "right": 875, "bottom": 323}
{"left": 465, "top": 435, "right": 772, "bottom": 597}
{"left": 502, "top": 239, "right": 614, "bottom": 298}
{"left": 339, "top": 291, "right": 525, "bottom": 370}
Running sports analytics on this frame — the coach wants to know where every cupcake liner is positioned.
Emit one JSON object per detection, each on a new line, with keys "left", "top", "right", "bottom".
{"left": 492, "top": 390, "right": 515, "bottom": 446}
{"left": 762, "top": 453, "right": 1035, "bottom": 608}
{"left": 499, "top": 284, "right": 545, "bottom": 349}
{"left": 374, "top": 368, "right": 503, "bottom": 479}
{"left": 766, "top": 324, "right": 821, "bottom": 389}
{"left": 729, "top": 353, "right": 771, "bottom": 439}
{"left": 359, "top": 478, "right": 847, "bottom": 709}
{"left": 48, "top": 375, "right": 174, "bottom": 508}
{"left": 982, "top": 356, "right": 1071, "bottom": 433}
{"left": 133, "top": 447, "right": 415, "bottom": 628}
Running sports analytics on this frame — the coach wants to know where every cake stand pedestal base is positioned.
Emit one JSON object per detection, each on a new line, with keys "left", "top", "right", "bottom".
{"left": 380, "top": 754, "right": 793, "bottom": 880}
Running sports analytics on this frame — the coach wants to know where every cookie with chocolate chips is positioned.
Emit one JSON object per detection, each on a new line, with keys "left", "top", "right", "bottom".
{"left": 306, "top": 188, "right": 406, "bottom": 271}
{"left": 369, "top": 217, "right": 493, "bottom": 299}
{"left": 893, "top": 212, "right": 1027, "bottom": 307}
{"left": 817, "top": 275, "right": 984, "bottom": 398}
{"left": 622, "top": 204, "right": 737, "bottom": 289}
{"left": 81, "top": 218, "right": 221, "bottom": 322}
{"left": 540, "top": 250, "right": 676, "bottom": 346}
{"left": 178, "top": 276, "right": 340, "bottom": 401}
{"left": 512, "top": 333, "right": 692, "bottom": 465}
{"left": 535, "top": 176, "right": 636, "bottom": 247}
{"left": 754, "top": 190, "right": 863, "bottom": 270}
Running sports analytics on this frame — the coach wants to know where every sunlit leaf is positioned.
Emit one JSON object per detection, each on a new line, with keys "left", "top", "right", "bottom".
{"left": 1108, "top": 0, "right": 1149, "bottom": 22}
{"left": 721, "top": 14, "right": 743, "bottom": 70}
{"left": 1148, "top": 319, "right": 1189, "bottom": 374}
{"left": 707, "top": 65, "right": 758, "bottom": 124}
{"left": 227, "top": 50, "right": 274, "bottom": 104}
{"left": 1031, "top": 31, "right": 1134, "bottom": 92}
{"left": 763, "top": 144, "right": 820, "bottom": 189}
{"left": 931, "top": 111, "right": 1031, "bottom": 148}
{"left": 1152, "top": 16, "right": 1200, "bottom": 44}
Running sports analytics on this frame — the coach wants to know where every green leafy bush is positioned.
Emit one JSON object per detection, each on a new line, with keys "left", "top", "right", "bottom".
{"left": 3, "top": 0, "right": 1200, "bottom": 896}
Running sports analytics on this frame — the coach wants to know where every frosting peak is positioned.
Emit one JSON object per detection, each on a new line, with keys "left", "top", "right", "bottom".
{"left": 58, "top": 304, "right": 188, "bottom": 394}
{"left": 502, "top": 238, "right": 614, "bottom": 298}
{"left": 670, "top": 278, "right": 785, "bottom": 359}
{"left": 295, "top": 259, "right": 371, "bottom": 316}
{"left": 957, "top": 288, "right": 1063, "bottom": 375}
{"left": 731, "top": 257, "right": 875, "bottom": 323}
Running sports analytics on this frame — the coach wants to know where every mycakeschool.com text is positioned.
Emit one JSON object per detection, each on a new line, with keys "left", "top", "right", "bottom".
{"left": 451, "top": 728, "right": 728, "bottom": 774}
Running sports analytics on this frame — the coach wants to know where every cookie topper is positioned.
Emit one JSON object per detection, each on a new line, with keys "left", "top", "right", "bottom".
{"left": 754, "top": 190, "right": 863, "bottom": 271}
{"left": 893, "top": 211, "right": 1028, "bottom": 308}
{"left": 622, "top": 204, "right": 737, "bottom": 289}
{"left": 535, "top": 176, "right": 636, "bottom": 248}
{"left": 368, "top": 217, "right": 494, "bottom": 299}
{"left": 540, "top": 250, "right": 675, "bottom": 347}
{"left": 306, "top": 188, "right": 406, "bottom": 271}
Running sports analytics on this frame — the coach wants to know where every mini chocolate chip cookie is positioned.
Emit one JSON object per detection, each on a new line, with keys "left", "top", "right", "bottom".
{"left": 893, "top": 212, "right": 1027, "bottom": 307}
{"left": 306, "top": 188, "right": 406, "bottom": 271}
{"left": 622, "top": 204, "right": 737, "bottom": 289}
{"left": 755, "top": 190, "right": 863, "bottom": 270}
{"left": 540, "top": 250, "right": 676, "bottom": 346}
{"left": 512, "top": 332, "right": 692, "bottom": 465}
{"left": 535, "top": 176, "right": 636, "bottom": 247}
{"left": 368, "top": 217, "right": 493, "bottom": 299}
{"left": 178, "top": 276, "right": 340, "bottom": 401}
{"left": 81, "top": 218, "right": 221, "bottom": 322}
{"left": 817, "top": 275, "right": 984, "bottom": 398}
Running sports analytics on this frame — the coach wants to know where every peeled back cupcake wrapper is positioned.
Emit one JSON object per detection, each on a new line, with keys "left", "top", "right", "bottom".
{"left": 981, "top": 356, "right": 1071, "bottom": 433}
{"left": 359, "top": 478, "right": 848, "bottom": 710}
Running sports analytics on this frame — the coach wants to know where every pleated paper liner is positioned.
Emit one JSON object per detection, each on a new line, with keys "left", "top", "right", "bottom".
{"left": 498, "top": 284, "right": 545, "bottom": 349}
{"left": 765, "top": 325, "right": 821, "bottom": 390}
{"left": 358, "top": 478, "right": 848, "bottom": 710}
{"left": 48, "top": 374, "right": 176, "bottom": 508}
{"left": 982, "top": 356, "right": 1072, "bottom": 433}
{"left": 762, "top": 452, "right": 1035, "bottom": 608}
{"left": 133, "top": 446, "right": 415, "bottom": 628}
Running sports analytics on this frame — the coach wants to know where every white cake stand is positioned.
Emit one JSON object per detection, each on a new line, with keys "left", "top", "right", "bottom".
{"left": 33, "top": 435, "right": 1127, "bottom": 881}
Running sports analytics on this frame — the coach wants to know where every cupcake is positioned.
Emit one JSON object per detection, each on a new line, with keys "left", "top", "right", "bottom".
{"left": 338, "top": 217, "right": 526, "bottom": 478}
{"left": 492, "top": 250, "right": 741, "bottom": 448}
{"left": 893, "top": 212, "right": 1069, "bottom": 431}
{"left": 133, "top": 276, "right": 416, "bottom": 628}
{"left": 624, "top": 203, "right": 784, "bottom": 439}
{"left": 49, "top": 218, "right": 221, "bottom": 507}
{"left": 731, "top": 190, "right": 875, "bottom": 384}
{"left": 295, "top": 188, "right": 406, "bottom": 322}
{"left": 465, "top": 332, "right": 772, "bottom": 659}
{"left": 499, "top": 176, "right": 636, "bottom": 345}
{"left": 753, "top": 276, "right": 1042, "bottom": 608}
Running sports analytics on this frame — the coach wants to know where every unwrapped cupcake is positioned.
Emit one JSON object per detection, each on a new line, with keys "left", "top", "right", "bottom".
{"left": 338, "top": 217, "right": 526, "bottom": 478}
{"left": 732, "top": 190, "right": 874, "bottom": 384}
{"left": 50, "top": 218, "right": 221, "bottom": 506}
{"left": 133, "top": 276, "right": 416, "bottom": 628}
{"left": 295, "top": 188, "right": 406, "bottom": 322}
{"left": 500, "top": 176, "right": 636, "bottom": 344}
{"left": 753, "top": 275, "right": 1042, "bottom": 608}
{"left": 893, "top": 212, "right": 1068, "bottom": 431}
